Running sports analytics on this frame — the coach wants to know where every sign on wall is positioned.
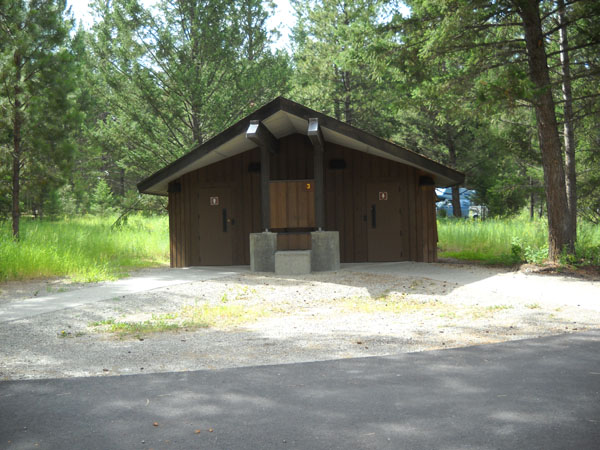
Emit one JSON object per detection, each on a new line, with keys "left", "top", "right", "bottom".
{"left": 209, "top": 196, "right": 219, "bottom": 206}
{"left": 379, "top": 192, "right": 388, "bottom": 201}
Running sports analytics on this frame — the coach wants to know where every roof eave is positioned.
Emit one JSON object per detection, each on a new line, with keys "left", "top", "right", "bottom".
{"left": 137, "top": 97, "right": 465, "bottom": 195}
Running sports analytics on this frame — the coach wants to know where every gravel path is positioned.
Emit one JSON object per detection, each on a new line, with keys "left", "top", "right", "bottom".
{"left": 1, "top": 263, "right": 599, "bottom": 380}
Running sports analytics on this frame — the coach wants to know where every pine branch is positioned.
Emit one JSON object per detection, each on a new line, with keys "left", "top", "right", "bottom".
{"left": 546, "top": 40, "right": 600, "bottom": 57}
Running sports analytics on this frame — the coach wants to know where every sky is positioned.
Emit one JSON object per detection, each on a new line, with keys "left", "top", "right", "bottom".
{"left": 67, "top": 0, "right": 297, "bottom": 50}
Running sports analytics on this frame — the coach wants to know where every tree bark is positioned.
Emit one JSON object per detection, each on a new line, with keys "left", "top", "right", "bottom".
{"left": 451, "top": 186, "right": 462, "bottom": 218}
{"left": 191, "top": 110, "right": 203, "bottom": 146}
{"left": 119, "top": 167, "right": 125, "bottom": 197}
{"left": 558, "top": 0, "right": 577, "bottom": 243}
{"left": 516, "top": 0, "right": 573, "bottom": 260}
{"left": 447, "top": 133, "right": 462, "bottom": 218}
{"left": 12, "top": 52, "right": 22, "bottom": 239}
{"left": 529, "top": 176, "right": 535, "bottom": 220}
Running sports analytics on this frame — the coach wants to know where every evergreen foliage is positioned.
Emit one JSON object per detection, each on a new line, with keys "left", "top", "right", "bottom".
{"left": 0, "top": 0, "right": 80, "bottom": 237}
{"left": 0, "top": 0, "right": 598, "bottom": 267}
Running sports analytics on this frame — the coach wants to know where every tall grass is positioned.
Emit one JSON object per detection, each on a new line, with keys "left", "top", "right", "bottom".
{"left": 0, "top": 215, "right": 169, "bottom": 282}
{"left": 438, "top": 216, "right": 600, "bottom": 266}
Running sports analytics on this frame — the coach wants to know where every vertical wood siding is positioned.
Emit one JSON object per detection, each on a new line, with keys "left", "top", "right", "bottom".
{"left": 168, "top": 134, "right": 438, "bottom": 266}
{"left": 269, "top": 180, "right": 316, "bottom": 229}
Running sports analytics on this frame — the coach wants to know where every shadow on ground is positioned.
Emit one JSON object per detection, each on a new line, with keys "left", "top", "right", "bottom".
{"left": 1, "top": 331, "right": 599, "bottom": 450}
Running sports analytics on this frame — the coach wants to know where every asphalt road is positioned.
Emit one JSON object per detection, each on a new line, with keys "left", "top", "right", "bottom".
{"left": 1, "top": 331, "right": 599, "bottom": 450}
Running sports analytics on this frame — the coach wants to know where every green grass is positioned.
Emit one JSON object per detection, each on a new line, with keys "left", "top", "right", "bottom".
{"left": 90, "top": 303, "right": 269, "bottom": 337}
{"left": 469, "top": 304, "right": 514, "bottom": 319}
{"left": 341, "top": 294, "right": 442, "bottom": 314}
{"left": 0, "top": 215, "right": 169, "bottom": 282}
{"left": 437, "top": 215, "right": 600, "bottom": 266}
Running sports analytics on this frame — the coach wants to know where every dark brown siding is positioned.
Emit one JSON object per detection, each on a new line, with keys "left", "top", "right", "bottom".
{"left": 322, "top": 142, "right": 437, "bottom": 263}
{"left": 269, "top": 180, "right": 315, "bottom": 229}
{"left": 168, "top": 133, "right": 438, "bottom": 266}
{"left": 168, "top": 148, "right": 262, "bottom": 266}
{"left": 277, "top": 233, "right": 312, "bottom": 250}
{"left": 271, "top": 134, "right": 314, "bottom": 180}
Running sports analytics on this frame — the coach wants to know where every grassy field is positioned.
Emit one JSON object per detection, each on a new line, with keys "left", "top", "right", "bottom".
{"left": 437, "top": 216, "right": 600, "bottom": 266}
{"left": 1, "top": 214, "right": 598, "bottom": 284}
{"left": 0, "top": 215, "right": 169, "bottom": 282}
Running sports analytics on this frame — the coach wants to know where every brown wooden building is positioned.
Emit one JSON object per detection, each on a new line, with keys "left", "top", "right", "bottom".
{"left": 137, "top": 97, "right": 464, "bottom": 267}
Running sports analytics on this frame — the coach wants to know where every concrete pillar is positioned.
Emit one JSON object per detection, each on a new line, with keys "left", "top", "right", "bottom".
{"left": 311, "top": 231, "right": 340, "bottom": 272}
{"left": 250, "top": 232, "right": 277, "bottom": 272}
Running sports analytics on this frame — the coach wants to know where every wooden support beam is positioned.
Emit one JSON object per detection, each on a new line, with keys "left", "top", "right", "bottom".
{"left": 307, "top": 118, "right": 325, "bottom": 153}
{"left": 246, "top": 120, "right": 278, "bottom": 154}
{"left": 246, "top": 120, "right": 277, "bottom": 230}
{"left": 259, "top": 146, "right": 270, "bottom": 230}
{"left": 308, "top": 118, "right": 326, "bottom": 230}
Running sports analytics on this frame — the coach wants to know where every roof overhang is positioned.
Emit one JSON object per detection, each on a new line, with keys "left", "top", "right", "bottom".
{"left": 137, "top": 97, "right": 465, "bottom": 196}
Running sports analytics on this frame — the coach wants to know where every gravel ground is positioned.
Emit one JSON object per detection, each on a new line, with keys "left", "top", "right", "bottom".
{"left": 1, "top": 264, "right": 599, "bottom": 381}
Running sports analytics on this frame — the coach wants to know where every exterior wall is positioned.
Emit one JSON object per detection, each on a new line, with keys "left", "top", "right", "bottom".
{"left": 168, "top": 133, "right": 438, "bottom": 267}
{"left": 324, "top": 142, "right": 438, "bottom": 263}
{"left": 168, "top": 147, "right": 262, "bottom": 267}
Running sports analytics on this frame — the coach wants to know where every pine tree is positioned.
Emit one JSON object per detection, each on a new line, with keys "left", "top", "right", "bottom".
{"left": 393, "top": 0, "right": 600, "bottom": 260}
{"left": 0, "top": 0, "right": 79, "bottom": 237}
{"left": 291, "top": 0, "right": 396, "bottom": 137}
{"left": 90, "top": 0, "right": 290, "bottom": 178}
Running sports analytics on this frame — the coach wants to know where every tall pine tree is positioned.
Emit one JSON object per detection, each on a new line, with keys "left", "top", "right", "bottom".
{"left": 394, "top": 0, "right": 600, "bottom": 260}
{"left": 90, "top": 0, "right": 290, "bottom": 177}
{"left": 291, "top": 0, "right": 396, "bottom": 137}
{"left": 0, "top": 0, "right": 79, "bottom": 237}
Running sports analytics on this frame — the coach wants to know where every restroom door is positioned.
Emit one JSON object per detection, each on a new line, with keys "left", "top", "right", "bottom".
{"left": 196, "top": 188, "right": 234, "bottom": 265}
{"left": 367, "top": 182, "right": 403, "bottom": 261}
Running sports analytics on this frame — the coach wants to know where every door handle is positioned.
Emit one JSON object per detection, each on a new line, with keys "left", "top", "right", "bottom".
{"left": 222, "top": 208, "right": 228, "bottom": 232}
{"left": 371, "top": 205, "right": 376, "bottom": 228}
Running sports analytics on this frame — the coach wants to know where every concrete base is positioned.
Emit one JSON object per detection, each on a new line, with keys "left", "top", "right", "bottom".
{"left": 311, "top": 231, "right": 340, "bottom": 272}
{"left": 250, "top": 232, "right": 277, "bottom": 272}
{"left": 275, "top": 250, "right": 312, "bottom": 276}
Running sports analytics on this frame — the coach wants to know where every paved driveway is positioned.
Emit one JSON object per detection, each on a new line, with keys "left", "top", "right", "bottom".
{"left": 1, "top": 331, "right": 599, "bottom": 450}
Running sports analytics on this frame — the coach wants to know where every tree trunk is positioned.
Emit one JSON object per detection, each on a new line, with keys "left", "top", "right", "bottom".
{"left": 344, "top": 94, "right": 352, "bottom": 126}
{"left": 12, "top": 53, "right": 23, "bottom": 239}
{"left": 191, "top": 110, "right": 202, "bottom": 146}
{"left": 333, "top": 98, "right": 342, "bottom": 121}
{"left": 120, "top": 167, "right": 125, "bottom": 197}
{"left": 451, "top": 186, "right": 462, "bottom": 218}
{"left": 558, "top": 0, "right": 577, "bottom": 243}
{"left": 529, "top": 176, "right": 534, "bottom": 220}
{"left": 517, "top": 0, "right": 573, "bottom": 260}
{"left": 447, "top": 133, "right": 462, "bottom": 217}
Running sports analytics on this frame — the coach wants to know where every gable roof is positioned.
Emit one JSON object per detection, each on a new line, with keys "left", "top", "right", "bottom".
{"left": 137, "top": 97, "right": 464, "bottom": 195}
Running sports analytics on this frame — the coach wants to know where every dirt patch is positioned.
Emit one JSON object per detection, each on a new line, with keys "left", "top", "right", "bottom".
{"left": 439, "top": 256, "right": 600, "bottom": 281}
{"left": 519, "top": 262, "right": 600, "bottom": 280}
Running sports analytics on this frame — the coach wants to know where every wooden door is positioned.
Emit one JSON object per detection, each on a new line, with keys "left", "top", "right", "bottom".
{"left": 367, "top": 182, "right": 403, "bottom": 261}
{"left": 196, "top": 188, "right": 234, "bottom": 265}
{"left": 269, "top": 180, "right": 315, "bottom": 229}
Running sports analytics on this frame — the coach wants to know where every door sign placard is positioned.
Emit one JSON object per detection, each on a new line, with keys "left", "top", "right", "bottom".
{"left": 379, "top": 191, "right": 388, "bottom": 201}
{"left": 209, "top": 196, "right": 219, "bottom": 206}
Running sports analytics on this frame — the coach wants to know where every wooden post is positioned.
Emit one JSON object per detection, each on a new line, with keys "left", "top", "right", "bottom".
{"left": 260, "top": 146, "right": 270, "bottom": 230}
{"left": 308, "top": 118, "right": 325, "bottom": 230}
{"left": 246, "top": 120, "right": 278, "bottom": 231}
